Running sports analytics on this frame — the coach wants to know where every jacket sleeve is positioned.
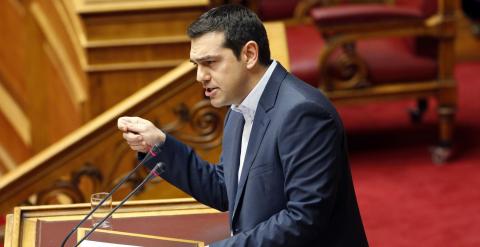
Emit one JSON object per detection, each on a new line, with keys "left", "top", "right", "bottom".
{"left": 211, "top": 102, "right": 343, "bottom": 246}
{"left": 144, "top": 134, "right": 229, "bottom": 211}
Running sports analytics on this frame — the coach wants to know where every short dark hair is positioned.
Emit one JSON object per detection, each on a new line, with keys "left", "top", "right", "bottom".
{"left": 187, "top": 4, "right": 271, "bottom": 66}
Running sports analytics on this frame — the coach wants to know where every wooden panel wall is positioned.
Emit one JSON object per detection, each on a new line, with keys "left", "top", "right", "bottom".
{"left": 75, "top": 1, "right": 209, "bottom": 117}
{"left": 0, "top": 0, "right": 31, "bottom": 170}
{"left": 0, "top": 0, "right": 210, "bottom": 195}
{"left": 0, "top": 87, "right": 31, "bottom": 173}
{"left": 0, "top": 0, "right": 27, "bottom": 110}
{"left": 16, "top": 0, "right": 209, "bottom": 153}
{"left": 26, "top": 0, "right": 87, "bottom": 152}
{"left": 87, "top": 68, "right": 172, "bottom": 116}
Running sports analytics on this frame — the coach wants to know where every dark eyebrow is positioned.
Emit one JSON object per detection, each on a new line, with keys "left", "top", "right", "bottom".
{"left": 190, "top": 55, "right": 218, "bottom": 64}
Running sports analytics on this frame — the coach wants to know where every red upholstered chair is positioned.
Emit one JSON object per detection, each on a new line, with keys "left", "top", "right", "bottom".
{"left": 229, "top": 0, "right": 325, "bottom": 23}
{"left": 242, "top": 0, "right": 457, "bottom": 163}
{"left": 285, "top": 0, "right": 457, "bottom": 163}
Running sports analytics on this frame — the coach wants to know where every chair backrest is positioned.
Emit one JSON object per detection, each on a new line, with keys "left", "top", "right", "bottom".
{"left": 255, "top": 0, "right": 438, "bottom": 21}
{"left": 395, "top": 0, "right": 438, "bottom": 18}
{"left": 257, "top": 0, "right": 303, "bottom": 20}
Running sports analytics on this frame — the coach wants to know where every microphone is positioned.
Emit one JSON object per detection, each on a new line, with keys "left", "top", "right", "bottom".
{"left": 74, "top": 162, "right": 165, "bottom": 247}
{"left": 60, "top": 144, "right": 163, "bottom": 247}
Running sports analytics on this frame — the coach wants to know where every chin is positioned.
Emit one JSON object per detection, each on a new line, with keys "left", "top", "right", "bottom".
{"left": 209, "top": 99, "right": 225, "bottom": 108}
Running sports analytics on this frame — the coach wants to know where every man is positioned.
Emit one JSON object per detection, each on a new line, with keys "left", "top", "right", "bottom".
{"left": 118, "top": 4, "right": 368, "bottom": 246}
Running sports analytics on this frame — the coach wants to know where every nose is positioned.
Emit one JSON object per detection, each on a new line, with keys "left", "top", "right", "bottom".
{"left": 196, "top": 66, "right": 211, "bottom": 85}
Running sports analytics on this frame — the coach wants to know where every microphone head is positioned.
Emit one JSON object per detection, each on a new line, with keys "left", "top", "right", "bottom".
{"left": 147, "top": 143, "right": 162, "bottom": 158}
{"left": 141, "top": 143, "right": 163, "bottom": 169}
{"left": 151, "top": 162, "right": 165, "bottom": 176}
{"left": 151, "top": 143, "right": 163, "bottom": 154}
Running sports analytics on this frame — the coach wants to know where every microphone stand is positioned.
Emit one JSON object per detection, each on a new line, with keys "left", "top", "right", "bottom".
{"left": 60, "top": 145, "right": 161, "bottom": 247}
{"left": 74, "top": 162, "right": 165, "bottom": 247}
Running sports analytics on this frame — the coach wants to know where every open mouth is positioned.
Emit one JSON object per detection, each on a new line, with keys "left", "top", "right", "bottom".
{"left": 205, "top": 87, "right": 218, "bottom": 97}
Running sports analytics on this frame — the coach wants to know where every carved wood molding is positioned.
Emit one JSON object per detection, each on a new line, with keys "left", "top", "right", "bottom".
{"left": 35, "top": 164, "right": 102, "bottom": 205}
{"left": 27, "top": 97, "right": 224, "bottom": 206}
{"left": 320, "top": 42, "right": 369, "bottom": 91}
{"left": 162, "top": 100, "right": 224, "bottom": 149}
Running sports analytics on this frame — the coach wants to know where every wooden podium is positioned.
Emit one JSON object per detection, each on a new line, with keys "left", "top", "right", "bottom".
{"left": 4, "top": 198, "right": 229, "bottom": 247}
{"left": 76, "top": 227, "right": 205, "bottom": 246}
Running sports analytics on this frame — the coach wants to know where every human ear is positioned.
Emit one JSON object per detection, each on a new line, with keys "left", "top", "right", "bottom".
{"left": 242, "top": 41, "right": 259, "bottom": 69}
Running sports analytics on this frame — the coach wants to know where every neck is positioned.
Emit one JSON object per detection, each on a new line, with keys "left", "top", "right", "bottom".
{"left": 245, "top": 63, "right": 268, "bottom": 93}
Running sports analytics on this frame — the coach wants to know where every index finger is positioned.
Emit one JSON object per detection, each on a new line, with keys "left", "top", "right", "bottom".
{"left": 118, "top": 116, "right": 134, "bottom": 132}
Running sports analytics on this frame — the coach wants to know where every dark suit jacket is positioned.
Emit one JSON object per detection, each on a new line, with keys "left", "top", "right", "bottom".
{"left": 148, "top": 63, "right": 368, "bottom": 246}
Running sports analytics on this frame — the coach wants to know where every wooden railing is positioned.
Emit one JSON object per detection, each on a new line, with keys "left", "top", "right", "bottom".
{"left": 0, "top": 61, "right": 226, "bottom": 214}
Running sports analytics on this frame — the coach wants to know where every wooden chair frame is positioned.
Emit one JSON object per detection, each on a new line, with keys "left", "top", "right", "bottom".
{"left": 314, "top": 0, "right": 457, "bottom": 163}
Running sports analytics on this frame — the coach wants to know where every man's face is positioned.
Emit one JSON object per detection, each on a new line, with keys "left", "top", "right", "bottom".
{"left": 190, "top": 32, "right": 250, "bottom": 107}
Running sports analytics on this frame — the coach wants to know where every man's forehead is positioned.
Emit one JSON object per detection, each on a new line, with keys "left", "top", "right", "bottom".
{"left": 190, "top": 32, "right": 226, "bottom": 61}
{"left": 193, "top": 31, "right": 225, "bottom": 42}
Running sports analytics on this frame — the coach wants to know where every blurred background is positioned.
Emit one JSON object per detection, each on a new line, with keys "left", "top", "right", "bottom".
{"left": 1, "top": 0, "right": 479, "bottom": 246}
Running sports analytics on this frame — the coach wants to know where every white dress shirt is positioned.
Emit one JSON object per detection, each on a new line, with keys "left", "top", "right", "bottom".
{"left": 231, "top": 60, "right": 277, "bottom": 183}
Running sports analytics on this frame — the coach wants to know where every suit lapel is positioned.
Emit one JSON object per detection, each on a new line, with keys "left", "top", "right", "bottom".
{"left": 226, "top": 111, "right": 245, "bottom": 205}
{"left": 232, "top": 109, "right": 270, "bottom": 218}
{"left": 231, "top": 63, "right": 288, "bottom": 222}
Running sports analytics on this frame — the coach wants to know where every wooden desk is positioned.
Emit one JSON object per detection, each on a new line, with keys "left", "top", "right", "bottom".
{"left": 4, "top": 198, "right": 229, "bottom": 247}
